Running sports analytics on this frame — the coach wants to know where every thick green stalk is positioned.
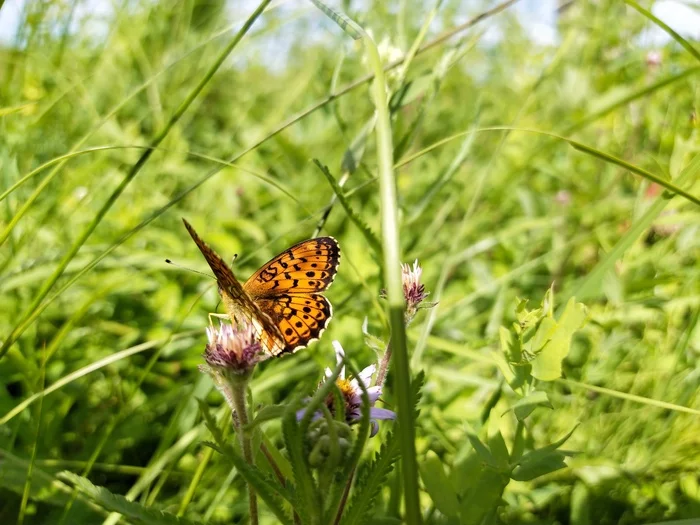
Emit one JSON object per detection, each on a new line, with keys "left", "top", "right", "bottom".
{"left": 307, "top": 1, "right": 422, "bottom": 520}
{"left": 362, "top": 28, "right": 422, "bottom": 525}
{"left": 0, "top": 0, "right": 272, "bottom": 359}
{"left": 229, "top": 378, "right": 258, "bottom": 525}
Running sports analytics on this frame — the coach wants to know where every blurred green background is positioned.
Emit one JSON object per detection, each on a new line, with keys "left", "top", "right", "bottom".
{"left": 1, "top": 0, "right": 699, "bottom": 523}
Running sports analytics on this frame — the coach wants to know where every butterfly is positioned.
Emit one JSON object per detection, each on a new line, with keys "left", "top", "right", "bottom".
{"left": 182, "top": 219, "right": 340, "bottom": 356}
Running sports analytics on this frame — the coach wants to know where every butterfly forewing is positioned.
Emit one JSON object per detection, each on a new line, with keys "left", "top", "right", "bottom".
{"left": 182, "top": 219, "right": 286, "bottom": 355}
{"left": 243, "top": 237, "right": 340, "bottom": 296}
{"left": 182, "top": 219, "right": 339, "bottom": 356}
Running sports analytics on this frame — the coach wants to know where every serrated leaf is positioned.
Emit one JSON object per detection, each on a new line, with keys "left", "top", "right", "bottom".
{"left": 341, "top": 429, "right": 401, "bottom": 525}
{"left": 281, "top": 396, "right": 318, "bottom": 523}
{"left": 341, "top": 372, "right": 424, "bottom": 525}
{"left": 214, "top": 442, "right": 294, "bottom": 523}
{"left": 531, "top": 298, "right": 587, "bottom": 381}
{"left": 58, "top": 471, "right": 199, "bottom": 525}
{"left": 419, "top": 451, "right": 460, "bottom": 518}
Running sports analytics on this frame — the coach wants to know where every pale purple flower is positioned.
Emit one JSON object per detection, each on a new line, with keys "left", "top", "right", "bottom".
{"left": 297, "top": 341, "right": 395, "bottom": 437}
{"left": 202, "top": 321, "right": 263, "bottom": 376}
{"left": 402, "top": 259, "right": 428, "bottom": 308}
{"left": 554, "top": 190, "right": 571, "bottom": 206}
{"left": 646, "top": 50, "right": 662, "bottom": 68}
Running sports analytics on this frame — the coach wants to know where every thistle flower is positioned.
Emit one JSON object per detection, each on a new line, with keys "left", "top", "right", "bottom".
{"left": 401, "top": 259, "right": 436, "bottom": 324}
{"left": 200, "top": 321, "right": 263, "bottom": 379}
{"left": 298, "top": 341, "right": 395, "bottom": 437}
{"left": 402, "top": 260, "right": 428, "bottom": 306}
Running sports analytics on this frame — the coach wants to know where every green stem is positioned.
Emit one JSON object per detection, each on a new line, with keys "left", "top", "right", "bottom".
{"left": 363, "top": 30, "right": 422, "bottom": 525}
{"left": 229, "top": 378, "right": 258, "bottom": 525}
{"left": 374, "top": 342, "right": 391, "bottom": 389}
{"left": 308, "top": 1, "right": 421, "bottom": 519}
{"left": 0, "top": 0, "right": 273, "bottom": 360}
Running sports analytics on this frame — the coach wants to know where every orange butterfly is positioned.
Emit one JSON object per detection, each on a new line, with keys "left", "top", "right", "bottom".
{"left": 182, "top": 219, "right": 340, "bottom": 356}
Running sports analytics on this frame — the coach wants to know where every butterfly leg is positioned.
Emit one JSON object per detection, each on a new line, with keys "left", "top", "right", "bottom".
{"left": 208, "top": 312, "right": 230, "bottom": 326}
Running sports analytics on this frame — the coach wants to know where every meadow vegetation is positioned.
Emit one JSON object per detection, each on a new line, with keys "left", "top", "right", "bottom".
{"left": 1, "top": 0, "right": 699, "bottom": 524}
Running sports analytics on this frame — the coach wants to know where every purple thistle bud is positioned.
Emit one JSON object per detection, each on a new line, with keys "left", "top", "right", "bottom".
{"left": 202, "top": 321, "right": 263, "bottom": 376}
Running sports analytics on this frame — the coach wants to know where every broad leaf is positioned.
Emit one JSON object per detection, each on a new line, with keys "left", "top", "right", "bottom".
{"left": 419, "top": 451, "right": 460, "bottom": 518}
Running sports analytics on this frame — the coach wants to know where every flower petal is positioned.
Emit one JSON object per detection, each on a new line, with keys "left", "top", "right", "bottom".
{"left": 367, "top": 386, "right": 382, "bottom": 404}
{"left": 369, "top": 407, "right": 396, "bottom": 420}
{"left": 357, "top": 363, "right": 376, "bottom": 386}
{"left": 332, "top": 340, "right": 346, "bottom": 379}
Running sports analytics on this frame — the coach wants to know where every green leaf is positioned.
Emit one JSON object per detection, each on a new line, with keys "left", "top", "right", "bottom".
{"left": 213, "top": 442, "right": 294, "bottom": 524}
{"left": 459, "top": 468, "right": 509, "bottom": 525}
{"left": 308, "top": 0, "right": 362, "bottom": 39}
{"left": 510, "top": 391, "right": 553, "bottom": 421}
{"left": 341, "top": 372, "right": 424, "bottom": 525}
{"left": 419, "top": 451, "right": 460, "bottom": 518}
{"left": 341, "top": 430, "right": 402, "bottom": 525}
{"left": 463, "top": 422, "right": 499, "bottom": 469}
{"left": 514, "top": 425, "right": 578, "bottom": 469}
{"left": 531, "top": 298, "right": 587, "bottom": 381}
{"left": 510, "top": 450, "right": 567, "bottom": 481}
{"left": 195, "top": 398, "right": 226, "bottom": 448}
{"left": 313, "top": 159, "right": 382, "bottom": 257}
{"left": 281, "top": 396, "right": 318, "bottom": 523}
{"left": 246, "top": 404, "right": 286, "bottom": 430}
{"left": 487, "top": 431, "right": 511, "bottom": 470}
{"left": 58, "top": 472, "right": 199, "bottom": 525}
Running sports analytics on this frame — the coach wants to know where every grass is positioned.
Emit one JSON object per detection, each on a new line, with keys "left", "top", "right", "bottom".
{"left": 1, "top": 0, "right": 699, "bottom": 524}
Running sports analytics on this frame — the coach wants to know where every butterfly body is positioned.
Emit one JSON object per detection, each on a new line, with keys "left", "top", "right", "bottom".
{"left": 182, "top": 219, "right": 340, "bottom": 356}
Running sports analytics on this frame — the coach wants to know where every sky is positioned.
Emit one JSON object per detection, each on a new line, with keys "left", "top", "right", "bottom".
{"left": 0, "top": 0, "right": 698, "bottom": 51}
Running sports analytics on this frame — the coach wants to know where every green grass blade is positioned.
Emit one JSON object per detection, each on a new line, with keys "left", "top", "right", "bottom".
{"left": 557, "top": 379, "right": 700, "bottom": 416}
{"left": 566, "top": 154, "right": 700, "bottom": 301}
{"left": 624, "top": 0, "right": 700, "bottom": 63}
{"left": 313, "top": 159, "right": 382, "bottom": 256}
{"left": 0, "top": 0, "right": 272, "bottom": 360}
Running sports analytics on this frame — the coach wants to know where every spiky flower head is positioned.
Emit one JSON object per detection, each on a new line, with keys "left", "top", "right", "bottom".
{"left": 298, "top": 341, "right": 395, "bottom": 437}
{"left": 201, "top": 321, "right": 262, "bottom": 380}
{"left": 401, "top": 259, "right": 436, "bottom": 324}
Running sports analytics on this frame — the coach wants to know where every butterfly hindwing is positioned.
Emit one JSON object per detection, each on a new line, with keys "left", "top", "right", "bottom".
{"left": 243, "top": 237, "right": 340, "bottom": 296}
{"left": 255, "top": 293, "right": 332, "bottom": 353}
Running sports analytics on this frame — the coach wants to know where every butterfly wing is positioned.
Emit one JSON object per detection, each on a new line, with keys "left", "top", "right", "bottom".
{"left": 255, "top": 293, "right": 333, "bottom": 353}
{"left": 243, "top": 237, "right": 340, "bottom": 354}
{"left": 243, "top": 237, "right": 340, "bottom": 296}
{"left": 182, "top": 218, "right": 286, "bottom": 355}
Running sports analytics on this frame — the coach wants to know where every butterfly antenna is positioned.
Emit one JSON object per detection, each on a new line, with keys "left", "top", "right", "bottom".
{"left": 230, "top": 254, "right": 238, "bottom": 266}
{"left": 165, "top": 259, "right": 216, "bottom": 279}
